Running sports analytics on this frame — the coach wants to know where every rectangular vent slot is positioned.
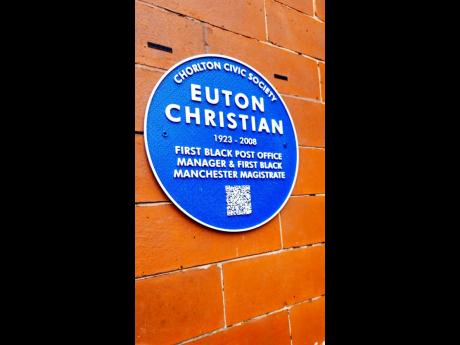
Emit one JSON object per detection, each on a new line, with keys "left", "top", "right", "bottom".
{"left": 274, "top": 74, "right": 288, "bottom": 81}
{"left": 147, "top": 42, "right": 173, "bottom": 53}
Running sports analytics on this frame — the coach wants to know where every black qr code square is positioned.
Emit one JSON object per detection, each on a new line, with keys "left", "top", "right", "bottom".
{"left": 225, "top": 185, "right": 252, "bottom": 216}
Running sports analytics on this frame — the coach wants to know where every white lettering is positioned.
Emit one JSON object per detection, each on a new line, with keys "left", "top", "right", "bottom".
{"left": 190, "top": 84, "right": 202, "bottom": 102}
{"left": 165, "top": 104, "right": 181, "bottom": 123}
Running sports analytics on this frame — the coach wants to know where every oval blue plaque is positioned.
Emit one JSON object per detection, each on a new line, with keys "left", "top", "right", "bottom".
{"left": 144, "top": 54, "right": 299, "bottom": 232}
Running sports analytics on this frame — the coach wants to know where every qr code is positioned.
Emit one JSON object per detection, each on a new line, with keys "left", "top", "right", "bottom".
{"left": 225, "top": 185, "right": 252, "bottom": 216}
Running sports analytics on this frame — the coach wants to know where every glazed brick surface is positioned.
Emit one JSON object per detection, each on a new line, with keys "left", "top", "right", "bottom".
{"left": 135, "top": 0, "right": 325, "bottom": 343}
{"left": 290, "top": 297, "right": 325, "bottom": 345}
{"left": 141, "top": 0, "right": 266, "bottom": 40}
{"left": 135, "top": 204, "right": 281, "bottom": 277}
{"left": 135, "top": 266, "right": 224, "bottom": 344}
{"left": 266, "top": 0, "right": 324, "bottom": 59}
{"left": 223, "top": 246, "right": 325, "bottom": 324}
{"left": 187, "top": 311, "right": 291, "bottom": 345}
{"left": 280, "top": 195, "right": 325, "bottom": 247}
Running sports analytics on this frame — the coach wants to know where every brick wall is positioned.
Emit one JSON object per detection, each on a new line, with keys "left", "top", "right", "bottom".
{"left": 135, "top": 1, "right": 325, "bottom": 344}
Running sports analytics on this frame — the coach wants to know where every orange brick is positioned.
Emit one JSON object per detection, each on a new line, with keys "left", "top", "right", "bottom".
{"left": 188, "top": 311, "right": 291, "bottom": 345}
{"left": 143, "top": 0, "right": 266, "bottom": 40}
{"left": 135, "top": 266, "right": 224, "bottom": 345}
{"left": 135, "top": 134, "right": 168, "bottom": 203}
{"left": 277, "top": 0, "right": 313, "bottom": 15}
{"left": 206, "top": 25, "right": 320, "bottom": 100}
{"left": 319, "top": 62, "right": 325, "bottom": 101}
{"left": 135, "top": 204, "right": 281, "bottom": 277}
{"left": 290, "top": 298, "right": 325, "bottom": 345}
{"left": 280, "top": 196, "right": 325, "bottom": 247}
{"left": 135, "top": 2, "right": 205, "bottom": 69}
{"left": 135, "top": 66, "right": 163, "bottom": 132}
{"left": 315, "top": 0, "right": 325, "bottom": 21}
{"left": 223, "top": 246, "right": 325, "bottom": 324}
{"left": 293, "top": 148, "right": 325, "bottom": 195}
{"left": 283, "top": 96, "right": 324, "bottom": 147}
{"left": 266, "top": 0, "right": 324, "bottom": 60}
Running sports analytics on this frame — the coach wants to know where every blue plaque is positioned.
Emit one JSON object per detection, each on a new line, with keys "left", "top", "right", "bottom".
{"left": 144, "top": 54, "right": 299, "bottom": 232}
